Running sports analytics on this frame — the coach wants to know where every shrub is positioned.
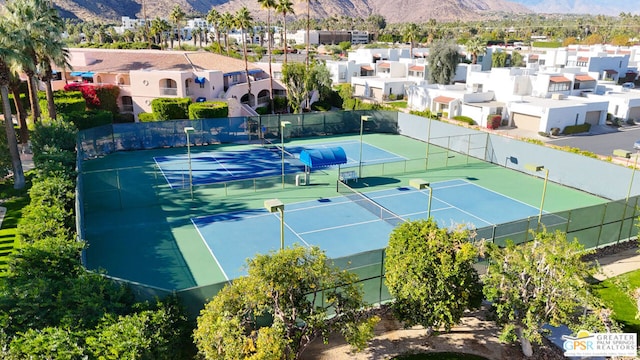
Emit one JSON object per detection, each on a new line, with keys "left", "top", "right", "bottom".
{"left": 151, "top": 98, "right": 191, "bottom": 120}
{"left": 188, "top": 101, "right": 228, "bottom": 119}
{"left": 562, "top": 123, "right": 591, "bottom": 135}
{"left": 255, "top": 106, "right": 269, "bottom": 115}
{"left": 453, "top": 115, "right": 475, "bottom": 125}
{"left": 487, "top": 114, "right": 501, "bottom": 129}
{"left": 61, "top": 109, "right": 113, "bottom": 130}
{"left": 114, "top": 113, "right": 135, "bottom": 123}
{"left": 310, "top": 100, "right": 331, "bottom": 111}
{"left": 137, "top": 112, "right": 156, "bottom": 122}
{"left": 31, "top": 119, "right": 77, "bottom": 155}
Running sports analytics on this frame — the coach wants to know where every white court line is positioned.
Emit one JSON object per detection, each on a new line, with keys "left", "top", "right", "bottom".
{"left": 281, "top": 215, "right": 313, "bottom": 247}
{"left": 411, "top": 188, "right": 494, "bottom": 227}
{"left": 211, "top": 156, "right": 234, "bottom": 176}
{"left": 298, "top": 218, "right": 383, "bottom": 235}
{"left": 152, "top": 157, "right": 175, "bottom": 189}
{"left": 191, "top": 218, "right": 230, "bottom": 281}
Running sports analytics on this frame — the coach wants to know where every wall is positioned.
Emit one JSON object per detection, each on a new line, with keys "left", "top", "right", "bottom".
{"left": 397, "top": 112, "right": 640, "bottom": 200}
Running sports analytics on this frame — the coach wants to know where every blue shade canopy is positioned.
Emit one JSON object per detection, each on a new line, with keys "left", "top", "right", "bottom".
{"left": 70, "top": 71, "right": 83, "bottom": 76}
{"left": 195, "top": 76, "right": 206, "bottom": 84}
{"left": 81, "top": 72, "right": 94, "bottom": 77}
{"left": 299, "top": 147, "right": 347, "bottom": 168}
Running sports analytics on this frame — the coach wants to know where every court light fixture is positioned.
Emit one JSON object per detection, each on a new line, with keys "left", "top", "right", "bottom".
{"left": 359, "top": 115, "right": 372, "bottom": 178}
{"left": 280, "top": 121, "right": 291, "bottom": 189}
{"left": 410, "top": 179, "right": 432, "bottom": 219}
{"left": 184, "top": 127, "right": 195, "bottom": 200}
{"left": 264, "top": 199, "right": 285, "bottom": 250}
{"left": 525, "top": 163, "right": 548, "bottom": 230}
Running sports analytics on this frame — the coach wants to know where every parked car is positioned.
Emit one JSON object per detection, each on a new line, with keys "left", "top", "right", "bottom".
{"left": 634, "top": 139, "right": 640, "bottom": 150}
{"left": 622, "top": 82, "right": 635, "bottom": 89}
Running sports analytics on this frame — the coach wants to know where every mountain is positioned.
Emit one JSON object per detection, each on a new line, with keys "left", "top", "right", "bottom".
{"left": 509, "top": 0, "right": 639, "bottom": 16}
{"left": 49, "top": 0, "right": 531, "bottom": 23}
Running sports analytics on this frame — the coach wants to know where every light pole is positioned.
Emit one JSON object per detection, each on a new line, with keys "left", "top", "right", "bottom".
{"left": 618, "top": 150, "right": 638, "bottom": 240}
{"left": 184, "top": 126, "right": 195, "bottom": 200}
{"left": 359, "top": 115, "right": 371, "bottom": 178}
{"left": 410, "top": 179, "right": 431, "bottom": 218}
{"left": 525, "top": 164, "right": 549, "bottom": 229}
{"left": 264, "top": 199, "right": 285, "bottom": 250}
{"left": 280, "top": 121, "right": 291, "bottom": 189}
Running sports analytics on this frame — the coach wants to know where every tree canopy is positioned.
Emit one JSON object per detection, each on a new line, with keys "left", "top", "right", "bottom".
{"left": 194, "top": 245, "right": 378, "bottom": 360}
{"left": 385, "top": 219, "right": 483, "bottom": 332}
{"left": 482, "top": 229, "right": 599, "bottom": 357}
{"left": 427, "top": 40, "right": 460, "bottom": 85}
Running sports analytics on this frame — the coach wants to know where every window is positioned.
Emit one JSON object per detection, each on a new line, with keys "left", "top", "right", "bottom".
{"left": 548, "top": 81, "right": 570, "bottom": 92}
{"left": 121, "top": 96, "right": 133, "bottom": 112}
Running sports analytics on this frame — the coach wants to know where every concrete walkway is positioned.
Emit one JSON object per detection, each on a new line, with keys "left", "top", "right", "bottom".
{"left": 594, "top": 246, "right": 640, "bottom": 281}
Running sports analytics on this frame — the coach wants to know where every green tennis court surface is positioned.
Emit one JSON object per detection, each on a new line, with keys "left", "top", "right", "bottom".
{"left": 81, "top": 133, "right": 608, "bottom": 290}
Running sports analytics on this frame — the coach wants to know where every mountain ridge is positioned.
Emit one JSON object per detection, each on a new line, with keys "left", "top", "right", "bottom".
{"left": 48, "top": 0, "right": 531, "bottom": 23}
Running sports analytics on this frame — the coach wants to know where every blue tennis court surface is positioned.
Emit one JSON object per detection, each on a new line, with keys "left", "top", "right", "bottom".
{"left": 192, "top": 179, "right": 548, "bottom": 280}
{"left": 154, "top": 140, "right": 405, "bottom": 188}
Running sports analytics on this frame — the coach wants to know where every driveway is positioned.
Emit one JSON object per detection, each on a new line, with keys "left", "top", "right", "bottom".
{"left": 541, "top": 125, "right": 640, "bottom": 157}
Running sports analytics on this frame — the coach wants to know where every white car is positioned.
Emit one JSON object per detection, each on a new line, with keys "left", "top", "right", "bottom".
{"left": 634, "top": 139, "right": 640, "bottom": 150}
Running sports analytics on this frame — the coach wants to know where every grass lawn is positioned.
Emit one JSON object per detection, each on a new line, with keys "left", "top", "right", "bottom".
{"left": 386, "top": 101, "right": 408, "bottom": 109}
{"left": 0, "top": 172, "right": 32, "bottom": 276}
{"left": 394, "top": 353, "right": 490, "bottom": 360}
{"left": 593, "top": 269, "right": 640, "bottom": 333}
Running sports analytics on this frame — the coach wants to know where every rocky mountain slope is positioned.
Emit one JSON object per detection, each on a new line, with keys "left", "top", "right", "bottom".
{"left": 48, "top": 0, "right": 531, "bottom": 24}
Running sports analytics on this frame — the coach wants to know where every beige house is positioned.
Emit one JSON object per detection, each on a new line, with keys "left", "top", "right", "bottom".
{"left": 52, "top": 48, "right": 285, "bottom": 120}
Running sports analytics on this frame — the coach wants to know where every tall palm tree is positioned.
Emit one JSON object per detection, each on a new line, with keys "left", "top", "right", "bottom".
{"left": 258, "top": 0, "right": 276, "bottom": 113}
{"left": 206, "top": 8, "right": 223, "bottom": 54}
{"left": 151, "top": 17, "right": 171, "bottom": 49}
{"left": 169, "top": 5, "right": 186, "bottom": 49}
{"left": 276, "top": 0, "right": 294, "bottom": 64}
{"left": 220, "top": 12, "right": 235, "bottom": 56}
{"left": 465, "top": 37, "right": 486, "bottom": 65}
{"left": 37, "top": 36, "right": 70, "bottom": 120}
{"left": 403, "top": 23, "right": 420, "bottom": 59}
{"left": 302, "top": 0, "right": 314, "bottom": 69}
{"left": 6, "top": 0, "right": 63, "bottom": 124}
{"left": 0, "top": 18, "right": 26, "bottom": 189}
{"left": 235, "top": 7, "right": 254, "bottom": 107}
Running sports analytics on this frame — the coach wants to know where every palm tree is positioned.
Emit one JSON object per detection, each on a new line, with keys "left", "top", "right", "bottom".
{"left": 37, "top": 38, "right": 70, "bottom": 121}
{"left": 276, "top": 0, "right": 294, "bottom": 64}
{"left": 0, "top": 18, "right": 26, "bottom": 189}
{"left": 220, "top": 12, "right": 235, "bottom": 56}
{"left": 169, "top": 5, "right": 186, "bottom": 49}
{"left": 151, "top": 17, "right": 171, "bottom": 49}
{"left": 235, "top": 7, "right": 254, "bottom": 107}
{"left": 302, "top": 0, "right": 315, "bottom": 69}
{"left": 465, "top": 37, "right": 486, "bottom": 65}
{"left": 403, "top": 23, "right": 420, "bottom": 59}
{"left": 206, "top": 8, "right": 223, "bottom": 53}
{"left": 258, "top": 0, "right": 276, "bottom": 113}
{"left": 6, "top": 0, "right": 62, "bottom": 124}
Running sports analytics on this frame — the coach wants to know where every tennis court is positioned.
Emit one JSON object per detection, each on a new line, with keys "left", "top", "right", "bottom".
{"left": 152, "top": 140, "right": 405, "bottom": 187}
{"left": 192, "top": 178, "right": 550, "bottom": 280}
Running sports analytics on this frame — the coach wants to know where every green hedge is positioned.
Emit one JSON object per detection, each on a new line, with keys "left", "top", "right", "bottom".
{"left": 39, "top": 91, "right": 86, "bottom": 119}
{"left": 562, "top": 123, "right": 591, "bottom": 135}
{"left": 137, "top": 112, "right": 157, "bottom": 122}
{"left": 188, "top": 101, "right": 228, "bottom": 119}
{"left": 532, "top": 41, "right": 562, "bottom": 48}
{"left": 61, "top": 109, "right": 113, "bottom": 130}
{"left": 453, "top": 115, "right": 475, "bottom": 125}
{"left": 151, "top": 98, "right": 191, "bottom": 120}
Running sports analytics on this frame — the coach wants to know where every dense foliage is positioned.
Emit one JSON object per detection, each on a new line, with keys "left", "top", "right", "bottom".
{"left": 188, "top": 101, "right": 229, "bottom": 119}
{"left": 194, "top": 245, "right": 379, "bottom": 360}
{"left": 151, "top": 97, "right": 192, "bottom": 120}
{"left": 385, "top": 219, "right": 483, "bottom": 332}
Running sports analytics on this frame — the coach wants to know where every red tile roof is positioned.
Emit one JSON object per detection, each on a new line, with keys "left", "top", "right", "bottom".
{"left": 577, "top": 57, "right": 589, "bottom": 62}
{"left": 550, "top": 76, "right": 571, "bottom": 83}
{"left": 575, "top": 75, "right": 595, "bottom": 81}
{"left": 361, "top": 65, "right": 374, "bottom": 71}
{"left": 433, "top": 96, "right": 455, "bottom": 103}
{"left": 377, "top": 62, "right": 390, "bottom": 68}
{"left": 409, "top": 65, "right": 424, "bottom": 71}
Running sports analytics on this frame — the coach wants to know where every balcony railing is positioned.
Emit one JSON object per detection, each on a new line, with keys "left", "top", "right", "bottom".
{"left": 160, "top": 87, "right": 177, "bottom": 96}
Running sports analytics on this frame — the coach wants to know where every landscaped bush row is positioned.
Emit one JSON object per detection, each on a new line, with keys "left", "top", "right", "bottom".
{"left": 0, "top": 119, "right": 193, "bottom": 358}
{"left": 453, "top": 115, "right": 475, "bottom": 125}
{"left": 140, "top": 98, "right": 230, "bottom": 121}
{"left": 562, "top": 123, "right": 591, "bottom": 135}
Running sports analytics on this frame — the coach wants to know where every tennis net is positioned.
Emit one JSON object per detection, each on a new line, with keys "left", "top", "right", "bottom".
{"left": 263, "top": 138, "right": 296, "bottom": 159}
{"left": 337, "top": 181, "right": 405, "bottom": 227}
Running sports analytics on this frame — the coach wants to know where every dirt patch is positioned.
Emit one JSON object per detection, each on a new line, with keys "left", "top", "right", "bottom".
{"left": 301, "top": 305, "right": 565, "bottom": 360}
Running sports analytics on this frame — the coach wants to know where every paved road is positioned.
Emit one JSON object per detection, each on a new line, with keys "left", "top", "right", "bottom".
{"left": 545, "top": 125, "right": 640, "bottom": 156}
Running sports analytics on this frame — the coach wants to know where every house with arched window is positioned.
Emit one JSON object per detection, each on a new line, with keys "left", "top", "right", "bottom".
{"left": 51, "top": 48, "right": 286, "bottom": 120}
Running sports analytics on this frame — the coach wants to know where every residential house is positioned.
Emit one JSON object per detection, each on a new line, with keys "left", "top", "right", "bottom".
{"left": 53, "top": 48, "right": 285, "bottom": 120}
